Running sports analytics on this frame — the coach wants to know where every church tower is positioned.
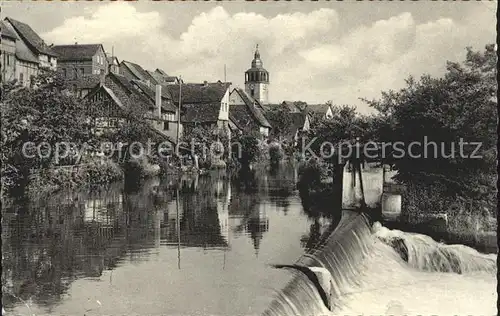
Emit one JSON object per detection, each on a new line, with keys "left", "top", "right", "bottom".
{"left": 245, "top": 44, "right": 269, "bottom": 104}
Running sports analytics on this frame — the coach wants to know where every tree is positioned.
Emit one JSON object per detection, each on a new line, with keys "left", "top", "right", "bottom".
{"left": 180, "top": 125, "right": 229, "bottom": 167}
{"left": 103, "top": 99, "right": 164, "bottom": 162}
{"left": 1, "top": 71, "right": 94, "bottom": 193}
{"left": 293, "top": 101, "right": 308, "bottom": 111}
{"left": 364, "top": 44, "right": 497, "bottom": 204}
{"left": 265, "top": 106, "right": 293, "bottom": 139}
{"left": 305, "top": 104, "right": 366, "bottom": 162}
{"left": 232, "top": 132, "right": 261, "bottom": 167}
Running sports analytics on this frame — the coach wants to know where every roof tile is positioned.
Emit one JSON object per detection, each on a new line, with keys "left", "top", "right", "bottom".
{"left": 231, "top": 88, "right": 271, "bottom": 129}
{"left": 52, "top": 44, "right": 103, "bottom": 62}
{"left": 0, "top": 21, "right": 18, "bottom": 39}
{"left": 121, "top": 60, "right": 157, "bottom": 84}
{"left": 5, "top": 17, "right": 57, "bottom": 57}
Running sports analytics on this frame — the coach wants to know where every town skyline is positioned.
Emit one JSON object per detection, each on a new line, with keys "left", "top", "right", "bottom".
{"left": 2, "top": 1, "right": 495, "bottom": 113}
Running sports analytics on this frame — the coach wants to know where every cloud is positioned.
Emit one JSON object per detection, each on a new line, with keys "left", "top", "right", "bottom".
{"left": 45, "top": 3, "right": 162, "bottom": 43}
{"left": 43, "top": 4, "right": 495, "bottom": 113}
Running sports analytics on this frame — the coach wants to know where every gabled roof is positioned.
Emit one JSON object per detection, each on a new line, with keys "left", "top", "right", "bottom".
{"left": 164, "top": 82, "right": 230, "bottom": 104}
{"left": 65, "top": 74, "right": 101, "bottom": 89}
{"left": 164, "top": 76, "right": 178, "bottom": 83}
{"left": 14, "top": 34, "right": 39, "bottom": 64}
{"left": 0, "top": 21, "right": 18, "bottom": 40}
{"left": 87, "top": 81, "right": 179, "bottom": 145}
{"left": 109, "top": 72, "right": 136, "bottom": 93}
{"left": 231, "top": 88, "right": 271, "bottom": 128}
{"left": 2, "top": 19, "right": 38, "bottom": 63}
{"left": 149, "top": 69, "right": 178, "bottom": 84}
{"left": 105, "top": 73, "right": 174, "bottom": 114}
{"left": 155, "top": 69, "right": 168, "bottom": 76}
{"left": 181, "top": 103, "right": 223, "bottom": 123}
{"left": 5, "top": 17, "right": 57, "bottom": 57}
{"left": 147, "top": 70, "right": 163, "bottom": 83}
{"left": 52, "top": 44, "right": 103, "bottom": 62}
{"left": 229, "top": 103, "right": 259, "bottom": 132}
{"left": 120, "top": 60, "right": 157, "bottom": 84}
{"left": 304, "top": 104, "right": 331, "bottom": 115}
{"left": 131, "top": 79, "right": 176, "bottom": 113}
{"left": 98, "top": 73, "right": 153, "bottom": 113}
{"left": 163, "top": 82, "right": 231, "bottom": 124}
{"left": 267, "top": 112, "right": 308, "bottom": 140}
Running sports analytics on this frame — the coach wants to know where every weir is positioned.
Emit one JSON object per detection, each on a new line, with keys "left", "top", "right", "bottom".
{"left": 263, "top": 210, "right": 373, "bottom": 316}
{"left": 263, "top": 164, "right": 496, "bottom": 316}
{"left": 263, "top": 208, "right": 496, "bottom": 316}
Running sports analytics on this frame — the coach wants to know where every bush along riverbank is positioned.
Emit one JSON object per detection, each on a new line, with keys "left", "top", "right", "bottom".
{"left": 292, "top": 45, "right": 497, "bottom": 253}
{"left": 399, "top": 182, "right": 497, "bottom": 253}
{"left": 12, "top": 158, "right": 124, "bottom": 201}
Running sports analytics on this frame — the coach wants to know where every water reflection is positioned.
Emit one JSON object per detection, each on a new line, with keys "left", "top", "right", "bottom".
{"left": 2, "top": 164, "right": 336, "bottom": 315}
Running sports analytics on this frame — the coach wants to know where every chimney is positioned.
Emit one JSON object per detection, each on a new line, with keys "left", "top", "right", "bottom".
{"left": 155, "top": 84, "right": 162, "bottom": 118}
{"left": 99, "top": 71, "right": 106, "bottom": 87}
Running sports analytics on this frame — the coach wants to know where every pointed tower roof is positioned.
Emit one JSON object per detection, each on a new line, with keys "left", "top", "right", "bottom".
{"left": 251, "top": 44, "right": 264, "bottom": 69}
{"left": 252, "top": 233, "right": 262, "bottom": 257}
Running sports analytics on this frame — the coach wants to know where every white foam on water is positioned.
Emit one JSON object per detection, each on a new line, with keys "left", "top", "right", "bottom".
{"left": 373, "top": 221, "right": 497, "bottom": 273}
{"left": 264, "top": 219, "right": 497, "bottom": 316}
{"left": 334, "top": 238, "right": 496, "bottom": 316}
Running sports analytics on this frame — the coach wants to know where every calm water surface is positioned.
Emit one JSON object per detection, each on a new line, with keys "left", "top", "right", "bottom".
{"left": 2, "top": 165, "right": 333, "bottom": 316}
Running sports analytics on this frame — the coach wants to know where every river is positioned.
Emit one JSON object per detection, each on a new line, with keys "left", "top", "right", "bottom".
{"left": 2, "top": 165, "right": 497, "bottom": 316}
{"left": 2, "top": 165, "right": 334, "bottom": 315}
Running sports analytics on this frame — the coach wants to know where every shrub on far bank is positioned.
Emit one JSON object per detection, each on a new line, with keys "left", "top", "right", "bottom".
{"left": 297, "top": 158, "right": 329, "bottom": 192}
{"left": 402, "top": 182, "right": 497, "bottom": 237}
{"left": 80, "top": 159, "right": 124, "bottom": 185}
{"left": 24, "top": 158, "right": 124, "bottom": 199}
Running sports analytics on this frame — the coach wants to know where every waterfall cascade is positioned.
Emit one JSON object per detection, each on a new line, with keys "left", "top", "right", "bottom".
{"left": 264, "top": 211, "right": 496, "bottom": 316}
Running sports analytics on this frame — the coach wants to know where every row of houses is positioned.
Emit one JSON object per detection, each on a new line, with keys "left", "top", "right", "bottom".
{"left": 1, "top": 17, "right": 58, "bottom": 87}
{"left": 1, "top": 16, "right": 335, "bottom": 148}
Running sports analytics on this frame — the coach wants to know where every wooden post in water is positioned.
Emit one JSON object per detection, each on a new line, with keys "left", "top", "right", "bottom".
{"left": 333, "top": 158, "right": 344, "bottom": 211}
{"left": 356, "top": 161, "right": 366, "bottom": 207}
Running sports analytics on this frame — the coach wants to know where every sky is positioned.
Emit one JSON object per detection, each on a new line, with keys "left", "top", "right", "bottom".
{"left": 2, "top": 1, "right": 496, "bottom": 113}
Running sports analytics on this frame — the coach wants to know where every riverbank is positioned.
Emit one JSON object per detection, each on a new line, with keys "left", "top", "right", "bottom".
{"left": 295, "top": 160, "right": 497, "bottom": 254}
{"left": 3, "top": 157, "right": 162, "bottom": 203}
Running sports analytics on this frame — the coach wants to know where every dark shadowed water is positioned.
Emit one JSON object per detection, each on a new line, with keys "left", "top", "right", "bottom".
{"left": 2, "top": 165, "right": 336, "bottom": 316}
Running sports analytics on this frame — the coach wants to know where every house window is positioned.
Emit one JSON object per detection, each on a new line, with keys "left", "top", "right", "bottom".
{"left": 19, "top": 73, "right": 24, "bottom": 85}
{"left": 80, "top": 68, "right": 85, "bottom": 75}
{"left": 73, "top": 69, "right": 78, "bottom": 79}
{"left": 62, "top": 68, "right": 67, "bottom": 78}
{"left": 163, "top": 121, "right": 170, "bottom": 130}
